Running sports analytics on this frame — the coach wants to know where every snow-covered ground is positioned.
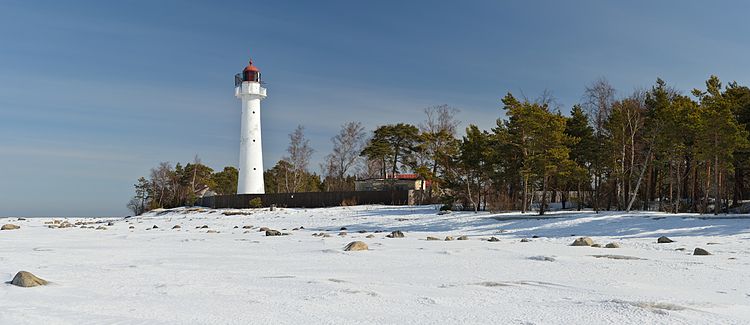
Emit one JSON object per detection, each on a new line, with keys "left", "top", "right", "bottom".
{"left": 1, "top": 205, "right": 749, "bottom": 324}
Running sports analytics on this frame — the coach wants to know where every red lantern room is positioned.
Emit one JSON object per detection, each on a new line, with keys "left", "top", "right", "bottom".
{"left": 242, "top": 58, "right": 261, "bottom": 82}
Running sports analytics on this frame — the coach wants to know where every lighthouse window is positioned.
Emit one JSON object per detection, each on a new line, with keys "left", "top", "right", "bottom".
{"left": 252, "top": 111, "right": 256, "bottom": 114}
{"left": 252, "top": 139, "right": 256, "bottom": 142}
{"left": 253, "top": 168, "right": 257, "bottom": 170}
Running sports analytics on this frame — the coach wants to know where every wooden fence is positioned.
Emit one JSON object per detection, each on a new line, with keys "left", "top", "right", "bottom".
{"left": 194, "top": 190, "right": 414, "bottom": 209}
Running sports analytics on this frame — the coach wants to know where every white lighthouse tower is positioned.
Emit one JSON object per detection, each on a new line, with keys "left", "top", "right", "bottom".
{"left": 234, "top": 58, "right": 267, "bottom": 194}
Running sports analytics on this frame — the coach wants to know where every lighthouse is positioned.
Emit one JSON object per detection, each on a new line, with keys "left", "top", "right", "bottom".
{"left": 234, "top": 58, "right": 267, "bottom": 194}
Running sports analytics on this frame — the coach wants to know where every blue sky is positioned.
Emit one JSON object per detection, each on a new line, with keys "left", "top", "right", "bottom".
{"left": 1, "top": 0, "right": 749, "bottom": 216}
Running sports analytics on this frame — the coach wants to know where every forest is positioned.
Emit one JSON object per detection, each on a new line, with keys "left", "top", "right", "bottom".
{"left": 129, "top": 76, "right": 750, "bottom": 216}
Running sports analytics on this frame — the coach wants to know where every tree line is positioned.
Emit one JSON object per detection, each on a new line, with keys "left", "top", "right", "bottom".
{"left": 129, "top": 76, "right": 750, "bottom": 216}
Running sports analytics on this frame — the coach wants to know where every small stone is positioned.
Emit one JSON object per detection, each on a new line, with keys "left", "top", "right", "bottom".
{"left": 292, "top": 228, "right": 299, "bottom": 231}
{"left": 339, "top": 232, "right": 347, "bottom": 236}
{"left": 299, "top": 226, "right": 305, "bottom": 229}
{"left": 426, "top": 236, "right": 441, "bottom": 241}
{"left": 233, "top": 226, "right": 239, "bottom": 229}
{"left": 365, "top": 234, "right": 375, "bottom": 238}
{"left": 17, "top": 217, "right": 26, "bottom": 221}
{"left": 10, "top": 271, "right": 48, "bottom": 287}
{"left": 266, "top": 230, "right": 282, "bottom": 236}
{"left": 259, "top": 227, "right": 270, "bottom": 232}
{"left": 444, "top": 236, "right": 454, "bottom": 241}
{"left": 657, "top": 236, "right": 674, "bottom": 243}
{"left": 207, "top": 230, "right": 218, "bottom": 233}
{"left": 340, "top": 227, "right": 348, "bottom": 231}
{"left": 152, "top": 225, "right": 159, "bottom": 229}
{"left": 457, "top": 235, "right": 469, "bottom": 241}
{"left": 358, "top": 230, "right": 367, "bottom": 233}
{"left": 96, "top": 226, "right": 107, "bottom": 230}
{"left": 571, "top": 237, "right": 595, "bottom": 246}
{"left": 520, "top": 238, "right": 530, "bottom": 243}
{"left": 693, "top": 248, "right": 711, "bottom": 255}
{"left": 129, "top": 225, "right": 135, "bottom": 229}
{"left": 386, "top": 230, "right": 405, "bottom": 238}
{"left": 200, "top": 225, "right": 209, "bottom": 229}
{"left": 343, "top": 241, "right": 368, "bottom": 251}
{"left": 591, "top": 244, "right": 602, "bottom": 248}
{"left": 605, "top": 243, "right": 620, "bottom": 248}
{"left": 242, "top": 225, "right": 253, "bottom": 229}
{"left": 675, "top": 248, "right": 686, "bottom": 251}
{"left": 1, "top": 224, "right": 20, "bottom": 230}
{"left": 488, "top": 237, "right": 500, "bottom": 242}
{"left": 532, "top": 235, "right": 539, "bottom": 239}
{"left": 243, "top": 230, "right": 251, "bottom": 234}
{"left": 172, "top": 225, "right": 181, "bottom": 229}
{"left": 107, "top": 222, "right": 115, "bottom": 226}
{"left": 322, "top": 234, "right": 332, "bottom": 238}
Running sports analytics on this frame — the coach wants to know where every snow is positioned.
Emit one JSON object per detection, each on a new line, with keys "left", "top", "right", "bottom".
{"left": 1, "top": 205, "right": 749, "bottom": 324}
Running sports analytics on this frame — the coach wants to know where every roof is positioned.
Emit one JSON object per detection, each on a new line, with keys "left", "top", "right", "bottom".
{"left": 243, "top": 58, "right": 260, "bottom": 72}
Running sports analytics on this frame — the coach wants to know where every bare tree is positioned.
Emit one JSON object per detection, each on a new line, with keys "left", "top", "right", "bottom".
{"left": 149, "top": 161, "right": 173, "bottom": 208}
{"left": 583, "top": 78, "right": 615, "bottom": 212}
{"left": 324, "top": 122, "right": 366, "bottom": 190}
{"left": 419, "top": 105, "right": 460, "bottom": 200}
{"left": 284, "top": 125, "right": 314, "bottom": 192}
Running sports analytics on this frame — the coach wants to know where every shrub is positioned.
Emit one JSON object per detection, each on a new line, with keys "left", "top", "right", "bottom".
{"left": 248, "top": 197, "right": 263, "bottom": 208}
{"left": 341, "top": 197, "right": 357, "bottom": 206}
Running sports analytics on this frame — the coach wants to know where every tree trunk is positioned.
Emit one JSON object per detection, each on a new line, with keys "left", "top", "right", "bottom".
{"left": 540, "top": 175, "right": 548, "bottom": 215}
{"left": 714, "top": 154, "right": 720, "bottom": 215}
{"left": 522, "top": 175, "right": 529, "bottom": 213}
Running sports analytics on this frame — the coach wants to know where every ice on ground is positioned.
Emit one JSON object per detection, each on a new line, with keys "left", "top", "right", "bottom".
{"left": 1, "top": 205, "right": 749, "bottom": 324}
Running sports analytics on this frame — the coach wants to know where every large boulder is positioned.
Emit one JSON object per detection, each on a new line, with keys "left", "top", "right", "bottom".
{"left": 10, "top": 271, "right": 48, "bottom": 287}
{"left": 1, "top": 224, "right": 20, "bottom": 231}
{"left": 693, "top": 248, "right": 711, "bottom": 255}
{"left": 343, "top": 241, "right": 369, "bottom": 251}
{"left": 605, "top": 242, "right": 620, "bottom": 248}
{"left": 571, "top": 237, "right": 595, "bottom": 246}
{"left": 657, "top": 236, "right": 674, "bottom": 243}
{"left": 386, "top": 230, "right": 405, "bottom": 238}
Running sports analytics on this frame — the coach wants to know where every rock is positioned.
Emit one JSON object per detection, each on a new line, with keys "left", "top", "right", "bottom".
{"left": 338, "top": 232, "right": 347, "bottom": 236}
{"left": 426, "top": 236, "right": 441, "bottom": 241}
{"left": 657, "top": 236, "right": 674, "bottom": 243}
{"left": 488, "top": 237, "right": 500, "bottom": 242}
{"left": 292, "top": 228, "right": 299, "bottom": 231}
{"left": 233, "top": 226, "right": 239, "bottom": 229}
{"left": 17, "top": 217, "right": 26, "bottom": 221}
{"left": 357, "top": 230, "right": 367, "bottom": 233}
{"left": 96, "top": 226, "right": 107, "bottom": 230}
{"left": 571, "top": 237, "right": 595, "bottom": 246}
{"left": 532, "top": 235, "right": 539, "bottom": 239}
{"left": 340, "top": 227, "right": 348, "bottom": 231}
{"left": 605, "top": 242, "right": 620, "bottom": 248}
{"left": 365, "top": 234, "right": 375, "bottom": 238}
{"left": 265, "top": 230, "right": 282, "bottom": 236}
{"left": 259, "top": 227, "right": 270, "bottom": 232}
{"left": 243, "top": 230, "right": 251, "bottom": 234}
{"left": 675, "top": 248, "right": 686, "bottom": 251}
{"left": 10, "top": 271, "right": 48, "bottom": 287}
{"left": 200, "top": 225, "right": 209, "bottom": 229}
{"left": 386, "top": 230, "right": 405, "bottom": 238}
{"left": 207, "top": 230, "right": 218, "bottom": 233}
{"left": 299, "top": 226, "right": 305, "bottom": 229}
{"left": 437, "top": 210, "right": 451, "bottom": 215}
{"left": 520, "top": 238, "right": 530, "bottom": 243}
{"left": 129, "top": 225, "right": 135, "bottom": 229}
{"left": 693, "top": 248, "right": 711, "bottom": 255}
{"left": 269, "top": 205, "right": 276, "bottom": 211}
{"left": 457, "top": 235, "right": 469, "bottom": 241}
{"left": 172, "top": 225, "right": 181, "bottom": 229}
{"left": 152, "top": 225, "right": 159, "bottom": 229}
{"left": 107, "top": 222, "right": 115, "bottom": 226}
{"left": 48, "top": 225, "right": 58, "bottom": 229}
{"left": 322, "top": 234, "right": 332, "bottom": 238}
{"left": 444, "top": 236, "right": 454, "bottom": 241}
{"left": 242, "top": 225, "right": 253, "bottom": 229}
{"left": 591, "top": 244, "right": 602, "bottom": 248}
{"left": 343, "top": 241, "right": 369, "bottom": 251}
{"left": 1, "top": 224, "right": 20, "bottom": 230}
